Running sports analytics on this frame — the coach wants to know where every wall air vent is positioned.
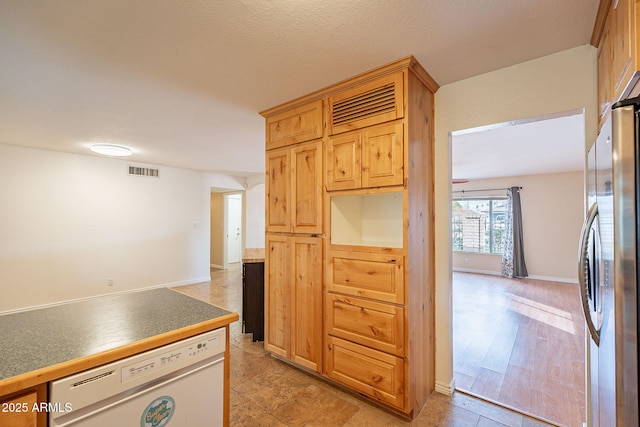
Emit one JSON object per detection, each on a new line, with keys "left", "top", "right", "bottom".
{"left": 331, "top": 83, "right": 396, "bottom": 128}
{"left": 128, "top": 166, "right": 159, "bottom": 177}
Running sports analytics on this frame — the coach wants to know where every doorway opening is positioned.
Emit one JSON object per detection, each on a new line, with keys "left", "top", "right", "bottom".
{"left": 210, "top": 189, "right": 244, "bottom": 270}
{"left": 450, "top": 110, "right": 586, "bottom": 427}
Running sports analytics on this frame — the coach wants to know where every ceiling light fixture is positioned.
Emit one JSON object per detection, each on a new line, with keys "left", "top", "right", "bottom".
{"left": 90, "top": 143, "right": 133, "bottom": 157}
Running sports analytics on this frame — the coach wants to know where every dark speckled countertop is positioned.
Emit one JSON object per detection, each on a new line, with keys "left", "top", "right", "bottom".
{"left": 0, "top": 288, "right": 238, "bottom": 396}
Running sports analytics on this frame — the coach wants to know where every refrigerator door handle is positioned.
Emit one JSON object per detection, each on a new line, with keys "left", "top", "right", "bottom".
{"left": 578, "top": 202, "right": 600, "bottom": 346}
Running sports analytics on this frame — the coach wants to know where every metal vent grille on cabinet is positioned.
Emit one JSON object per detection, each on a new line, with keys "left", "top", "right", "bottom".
{"left": 331, "top": 83, "right": 396, "bottom": 128}
{"left": 128, "top": 166, "right": 159, "bottom": 177}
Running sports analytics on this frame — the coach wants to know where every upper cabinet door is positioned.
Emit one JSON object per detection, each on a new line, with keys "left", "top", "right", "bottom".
{"left": 267, "top": 140, "right": 323, "bottom": 234}
{"left": 611, "top": 0, "right": 635, "bottom": 99}
{"left": 266, "top": 147, "right": 291, "bottom": 233}
{"left": 326, "top": 130, "right": 362, "bottom": 191}
{"left": 326, "top": 121, "right": 404, "bottom": 191}
{"left": 362, "top": 121, "right": 404, "bottom": 188}
{"left": 266, "top": 100, "right": 324, "bottom": 150}
{"left": 291, "top": 140, "right": 323, "bottom": 234}
{"left": 328, "top": 72, "right": 404, "bottom": 135}
{"left": 598, "top": 18, "right": 612, "bottom": 122}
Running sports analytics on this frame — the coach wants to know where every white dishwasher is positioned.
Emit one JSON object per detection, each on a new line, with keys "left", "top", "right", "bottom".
{"left": 49, "top": 327, "right": 225, "bottom": 427}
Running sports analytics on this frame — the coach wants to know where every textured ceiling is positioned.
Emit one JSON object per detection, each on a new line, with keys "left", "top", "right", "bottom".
{"left": 452, "top": 113, "right": 586, "bottom": 181}
{"left": 0, "top": 0, "right": 599, "bottom": 176}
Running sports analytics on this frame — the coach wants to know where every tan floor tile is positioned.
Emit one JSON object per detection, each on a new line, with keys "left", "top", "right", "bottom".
{"left": 229, "top": 348, "right": 285, "bottom": 388}
{"left": 232, "top": 364, "right": 311, "bottom": 413}
{"left": 271, "top": 383, "right": 359, "bottom": 426}
{"left": 175, "top": 267, "right": 558, "bottom": 427}
{"left": 230, "top": 389, "right": 287, "bottom": 427}
{"left": 343, "top": 402, "right": 411, "bottom": 426}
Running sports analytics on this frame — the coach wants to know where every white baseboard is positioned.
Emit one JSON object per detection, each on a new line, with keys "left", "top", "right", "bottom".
{"left": 210, "top": 263, "right": 224, "bottom": 269}
{"left": 453, "top": 268, "right": 578, "bottom": 284}
{"left": 453, "top": 267, "right": 501, "bottom": 276}
{"left": 435, "top": 378, "right": 456, "bottom": 396}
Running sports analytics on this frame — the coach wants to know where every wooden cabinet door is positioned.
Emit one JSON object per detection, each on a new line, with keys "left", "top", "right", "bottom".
{"left": 291, "top": 237, "right": 323, "bottom": 372}
{"left": 0, "top": 384, "right": 47, "bottom": 427}
{"left": 327, "top": 121, "right": 404, "bottom": 190}
{"left": 610, "top": 0, "right": 635, "bottom": 100}
{"left": 265, "top": 235, "right": 323, "bottom": 371}
{"left": 326, "top": 130, "right": 361, "bottom": 191}
{"left": 266, "top": 148, "right": 291, "bottom": 233}
{"left": 291, "top": 140, "right": 323, "bottom": 234}
{"left": 265, "top": 235, "right": 290, "bottom": 358}
{"left": 266, "top": 100, "right": 323, "bottom": 150}
{"left": 598, "top": 18, "right": 612, "bottom": 123}
{"left": 362, "top": 121, "right": 404, "bottom": 188}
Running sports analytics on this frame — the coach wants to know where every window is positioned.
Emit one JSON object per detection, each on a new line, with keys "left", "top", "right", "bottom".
{"left": 452, "top": 198, "right": 507, "bottom": 254}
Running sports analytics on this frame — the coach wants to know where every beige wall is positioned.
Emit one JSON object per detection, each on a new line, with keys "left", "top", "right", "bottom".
{"left": 433, "top": 45, "right": 597, "bottom": 393}
{"left": 0, "top": 144, "right": 211, "bottom": 312}
{"left": 0, "top": 145, "right": 266, "bottom": 313}
{"left": 210, "top": 193, "right": 224, "bottom": 268}
{"left": 451, "top": 171, "right": 584, "bottom": 282}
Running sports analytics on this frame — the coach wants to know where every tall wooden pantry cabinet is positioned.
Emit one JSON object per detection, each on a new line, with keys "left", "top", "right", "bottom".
{"left": 260, "top": 56, "right": 438, "bottom": 419}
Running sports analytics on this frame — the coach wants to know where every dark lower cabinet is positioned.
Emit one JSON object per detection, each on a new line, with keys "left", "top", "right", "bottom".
{"left": 242, "top": 261, "right": 264, "bottom": 342}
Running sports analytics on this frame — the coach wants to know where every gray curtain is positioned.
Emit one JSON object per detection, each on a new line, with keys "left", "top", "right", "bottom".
{"left": 501, "top": 186, "right": 528, "bottom": 278}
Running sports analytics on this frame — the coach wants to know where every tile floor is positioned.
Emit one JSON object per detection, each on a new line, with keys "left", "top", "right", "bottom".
{"left": 173, "top": 265, "right": 557, "bottom": 427}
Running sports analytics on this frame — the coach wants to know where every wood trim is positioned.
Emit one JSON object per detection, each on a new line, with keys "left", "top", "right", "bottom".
{"left": 405, "top": 70, "right": 436, "bottom": 413}
{"left": 592, "top": 0, "right": 614, "bottom": 46}
{"left": 260, "top": 56, "right": 438, "bottom": 118}
{"left": 0, "top": 315, "right": 238, "bottom": 397}
{"left": 223, "top": 326, "right": 231, "bottom": 427}
{"left": 407, "top": 56, "right": 439, "bottom": 94}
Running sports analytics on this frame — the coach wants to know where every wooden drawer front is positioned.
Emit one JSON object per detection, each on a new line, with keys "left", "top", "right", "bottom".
{"left": 328, "top": 72, "right": 404, "bottom": 135}
{"left": 266, "top": 100, "right": 324, "bottom": 149}
{"left": 328, "top": 252, "right": 404, "bottom": 304}
{"left": 326, "top": 336, "right": 404, "bottom": 410}
{"left": 362, "top": 121, "right": 404, "bottom": 188}
{"left": 327, "top": 294, "right": 404, "bottom": 356}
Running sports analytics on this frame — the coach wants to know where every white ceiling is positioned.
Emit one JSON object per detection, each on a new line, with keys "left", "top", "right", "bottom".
{"left": 452, "top": 112, "right": 586, "bottom": 181}
{"left": 0, "top": 0, "right": 599, "bottom": 177}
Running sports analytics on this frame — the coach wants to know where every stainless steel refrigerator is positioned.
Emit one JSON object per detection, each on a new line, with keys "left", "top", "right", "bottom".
{"left": 578, "top": 99, "right": 639, "bottom": 426}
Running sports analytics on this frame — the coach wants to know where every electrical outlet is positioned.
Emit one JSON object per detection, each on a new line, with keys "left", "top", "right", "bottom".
{"left": 107, "top": 278, "right": 114, "bottom": 287}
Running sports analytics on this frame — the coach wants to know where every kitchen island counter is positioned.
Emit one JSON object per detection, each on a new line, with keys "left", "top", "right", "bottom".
{"left": 0, "top": 287, "right": 238, "bottom": 397}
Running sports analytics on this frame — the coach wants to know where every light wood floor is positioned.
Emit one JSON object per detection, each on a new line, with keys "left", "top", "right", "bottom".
{"left": 173, "top": 265, "right": 556, "bottom": 426}
{"left": 453, "top": 272, "right": 586, "bottom": 427}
